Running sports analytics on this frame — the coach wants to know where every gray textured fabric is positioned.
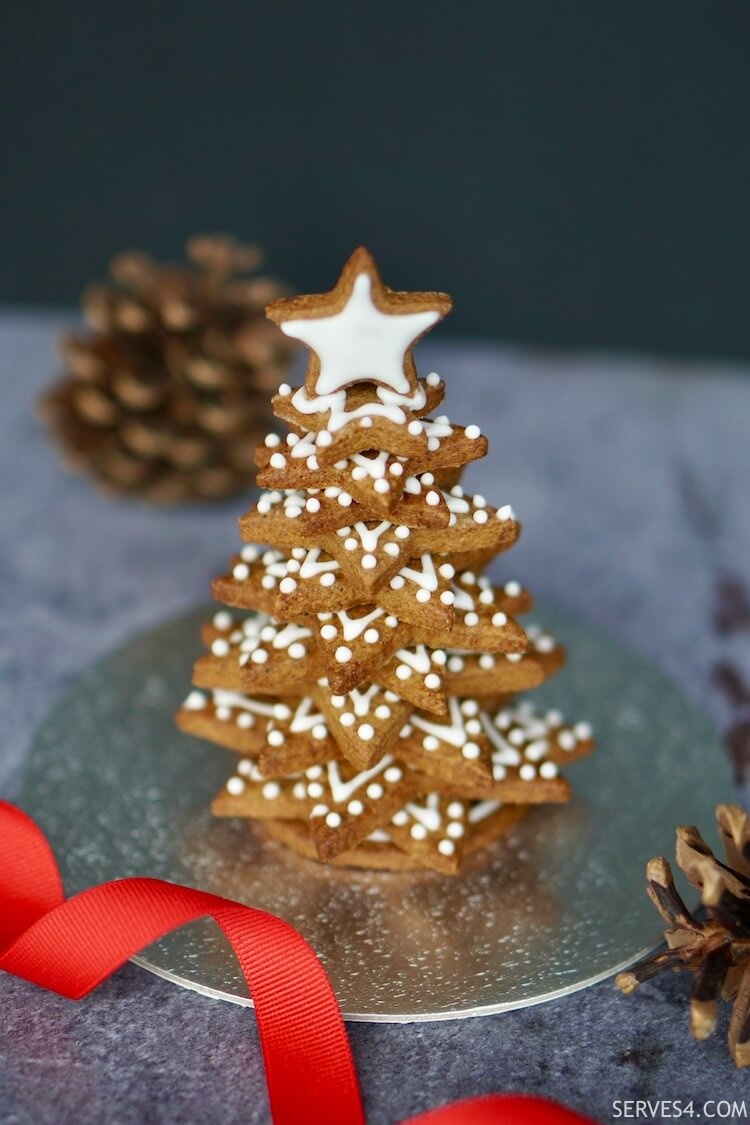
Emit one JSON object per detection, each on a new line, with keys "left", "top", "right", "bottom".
{"left": 2, "top": 312, "right": 749, "bottom": 1123}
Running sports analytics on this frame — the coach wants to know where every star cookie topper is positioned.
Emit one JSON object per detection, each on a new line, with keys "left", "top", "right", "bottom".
{"left": 266, "top": 247, "right": 452, "bottom": 399}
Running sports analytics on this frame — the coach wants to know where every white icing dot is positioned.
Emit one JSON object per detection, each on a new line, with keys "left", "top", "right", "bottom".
{"left": 317, "top": 430, "right": 333, "bottom": 446}
{"left": 424, "top": 673, "right": 441, "bottom": 690}
{"left": 519, "top": 763, "right": 537, "bottom": 781}
{"left": 535, "top": 635, "right": 556, "bottom": 653}
{"left": 330, "top": 695, "right": 345, "bottom": 708}
{"left": 389, "top": 463, "right": 404, "bottom": 477}
{"left": 213, "top": 611, "right": 233, "bottom": 631}
{"left": 447, "top": 801, "right": 464, "bottom": 818}
{"left": 269, "top": 452, "right": 287, "bottom": 469}
{"left": 306, "top": 497, "right": 321, "bottom": 513}
{"left": 232, "top": 563, "right": 250, "bottom": 580}
{"left": 348, "top": 800, "right": 364, "bottom": 815}
{"left": 335, "top": 646, "right": 353, "bottom": 663}
{"left": 278, "top": 383, "right": 291, "bottom": 396}
{"left": 410, "top": 824, "right": 428, "bottom": 841}
{"left": 384, "top": 767, "right": 402, "bottom": 783}
{"left": 267, "top": 730, "right": 285, "bottom": 747}
{"left": 184, "top": 690, "right": 207, "bottom": 710}
{"left": 390, "top": 576, "right": 406, "bottom": 592}
{"left": 427, "top": 437, "right": 440, "bottom": 451}
{"left": 447, "top": 656, "right": 464, "bottom": 673}
{"left": 310, "top": 803, "right": 328, "bottom": 817}
{"left": 362, "top": 554, "right": 377, "bottom": 570}
{"left": 373, "top": 478, "right": 390, "bottom": 494}
{"left": 558, "top": 731, "right": 577, "bottom": 751}
{"left": 262, "top": 781, "right": 281, "bottom": 799}
{"left": 344, "top": 537, "right": 357, "bottom": 551}
{"left": 216, "top": 706, "right": 231, "bottom": 721}
{"left": 384, "top": 543, "right": 400, "bottom": 557}
{"left": 416, "top": 589, "right": 431, "bottom": 603}
{"left": 505, "top": 580, "right": 522, "bottom": 597}
{"left": 364, "top": 628, "right": 379, "bottom": 644}
{"left": 540, "top": 761, "right": 559, "bottom": 779}
{"left": 394, "top": 526, "right": 410, "bottom": 540}
{"left": 375, "top": 704, "right": 391, "bottom": 720}
{"left": 250, "top": 649, "right": 268, "bottom": 664}
{"left": 426, "top": 490, "right": 440, "bottom": 506}
{"left": 464, "top": 612, "right": 479, "bottom": 627}
{"left": 546, "top": 709, "right": 563, "bottom": 726}
{"left": 492, "top": 612, "right": 508, "bottom": 627}
{"left": 447, "top": 821, "right": 465, "bottom": 839}
{"left": 306, "top": 765, "right": 323, "bottom": 779}
{"left": 407, "top": 420, "right": 423, "bottom": 435}
{"left": 279, "top": 577, "right": 297, "bottom": 594}
{"left": 360, "top": 416, "right": 373, "bottom": 428}
{"left": 306, "top": 457, "right": 319, "bottom": 471}
{"left": 367, "top": 783, "right": 384, "bottom": 799}
{"left": 312, "top": 724, "right": 328, "bottom": 741}
{"left": 438, "top": 839, "right": 455, "bottom": 856}
{"left": 293, "top": 781, "right": 306, "bottom": 799}
{"left": 340, "top": 713, "right": 355, "bottom": 727}
{"left": 226, "top": 776, "right": 245, "bottom": 796}
{"left": 465, "top": 424, "right": 481, "bottom": 439}
{"left": 426, "top": 372, "right": 441, "bottom": 387}
{"left": 211, "top": 639, "right": 229, "bottom": 657}
{"left": 391, "top": 810, "right": 409, "bottom": 826}
{"left": 506, "top": 653, "right": 522, "bottom": 663}
{"left": 462, "top": 742, "right": 481, "bottom": 760}
{"left": 288, "top": 643, "right": 306, "bottom": 660}
{"left": 320, "top": 624, "right": 337, "bottom": 640}
{"left": 574, "top": 721, "right": 593, "bottom": 740}
{"left": 385, "top": 615, "right": 398, "bottom": 628}
{"left": 396, "top": 664, "right": 411, "bottom": 680}
{"left": 525, "top": 738, "right": 549, "bottom": 761}
{"left": 325, "top": 812, "right": 342, "bottom": 828}
{"left": 358, "top": 724, "right": 375, "bottom": 741}
{"left": 479, "top": 654, "right": 495, "bottom": 670}
{"left": 440, "top": 591, "right": 455, "bottom": 606}
{"left": 423, "top": 736, "right": 439, "bottom": 752}
{"left": 307, "top": 782, "right": 324, "bottom": 798}
{"left": 237, "top": 712, "right": 253, "bottom": 728}
{"left": 432, "top": 649, "right": 446, "bottom": 665}
{"left": 261, "top": 575, "right": 276, "bottom": 590}
{"left": 237, "top": 759, "right": 254, "bottom": 776}
{"left": 286, "top": 506, "right": 302, "bottom": 519}
{"left": 338, "top": 492, "right": 353, "bottom": 507}
{"left": 264, "top": 433, "right": 281, "bottom": 448}
{"left": 320, "top": 572, "right": 336, "bottom": 587}
{"left": 473, "top": 509, "right": 488, "bottom": 524}
{"left": 497, "top": 504, "right": 515, "bottom": 521}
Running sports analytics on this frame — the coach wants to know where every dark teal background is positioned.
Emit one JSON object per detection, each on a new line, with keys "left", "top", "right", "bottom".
{"left": 2, "top": 2, "right": 749, "bottom": 357}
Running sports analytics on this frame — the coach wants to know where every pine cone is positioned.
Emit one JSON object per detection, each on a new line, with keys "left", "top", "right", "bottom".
{"left": 617, "top": 804, "right": 750, "bottom": 1066}
{"left": 39, "top": 235, "right": 296, "bottom": 503}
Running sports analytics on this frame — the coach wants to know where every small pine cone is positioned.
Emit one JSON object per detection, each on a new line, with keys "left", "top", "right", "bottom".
{"left": 39, "top": 235, "right": 296, "bottom": 504}
{"left": 616, "top": 804, "right": 750, "bottom": 1066}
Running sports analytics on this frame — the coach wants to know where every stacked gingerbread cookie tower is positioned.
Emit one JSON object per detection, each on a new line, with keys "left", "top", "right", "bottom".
{"left": 176, "top": 248, "right": 594, "bottom": 873}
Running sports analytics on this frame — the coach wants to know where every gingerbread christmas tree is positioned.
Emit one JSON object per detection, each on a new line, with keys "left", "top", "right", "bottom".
{"left": 176, "top": 248, "right": 594, "bottom": 873}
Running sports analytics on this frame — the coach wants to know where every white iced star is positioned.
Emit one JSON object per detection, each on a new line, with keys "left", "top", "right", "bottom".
{"left": 278, "top": 272, "right": 441, "bottom": 397}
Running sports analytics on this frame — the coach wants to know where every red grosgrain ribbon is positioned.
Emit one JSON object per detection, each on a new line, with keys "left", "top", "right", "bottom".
{"left": 0, "top": 800, "right": 594, "bottom": 1125}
